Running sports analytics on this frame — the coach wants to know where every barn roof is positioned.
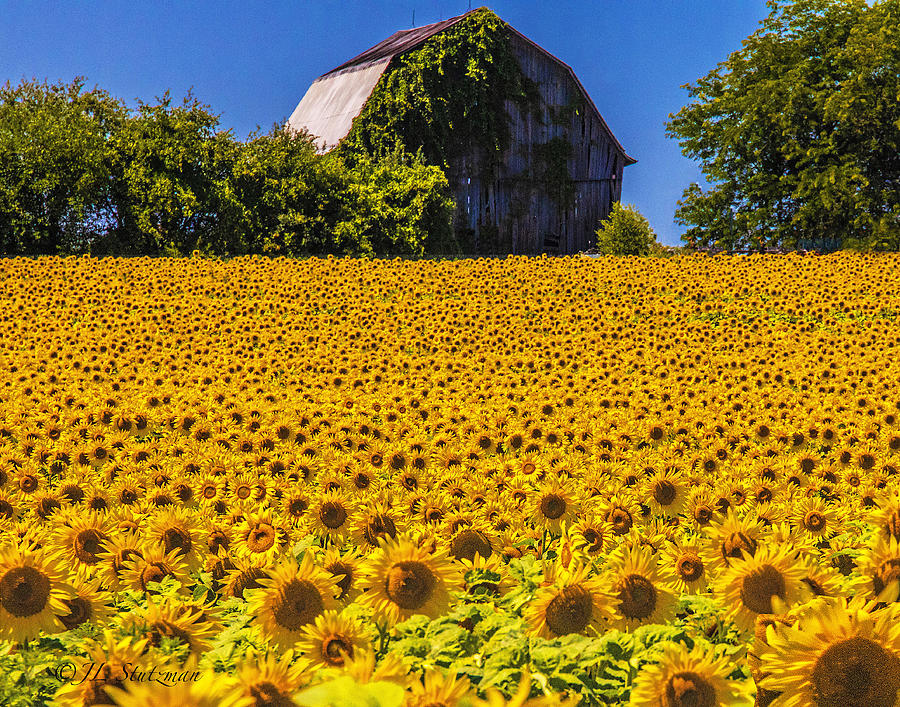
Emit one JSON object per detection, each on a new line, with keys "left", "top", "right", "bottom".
{"left": 288, "top": 7, "right": 635, "bottom": 164}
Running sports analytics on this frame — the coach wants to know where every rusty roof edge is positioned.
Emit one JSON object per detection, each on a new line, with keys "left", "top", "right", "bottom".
{"left": 320, "top": 9, "right": 479, "bottom": 79}
{"left": 504, "top": 25, "right": 637, "bottom": 166}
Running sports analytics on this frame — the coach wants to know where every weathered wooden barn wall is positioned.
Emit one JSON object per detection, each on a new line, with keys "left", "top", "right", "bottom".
{"left": 448, "top": 30, "right": 627, "bottom": 255}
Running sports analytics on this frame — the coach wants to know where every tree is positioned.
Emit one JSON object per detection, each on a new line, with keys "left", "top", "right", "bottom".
{"left": 667, "top": 0, "right": 900, "bottom": 251}
{"left": 595, "top": 203, "right": 658, "bottom": 256}
{"left": 0, "top": 77, "right": 125, "bottom": 254}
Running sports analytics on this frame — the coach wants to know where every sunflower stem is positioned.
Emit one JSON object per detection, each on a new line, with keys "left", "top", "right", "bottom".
{"left": 376, "top": 622, "right": 391, "bottom": 657}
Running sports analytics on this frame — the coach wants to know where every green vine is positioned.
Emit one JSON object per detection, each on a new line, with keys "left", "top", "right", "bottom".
{"left": 340, "top": 8, "right": 536, "bottom": 175}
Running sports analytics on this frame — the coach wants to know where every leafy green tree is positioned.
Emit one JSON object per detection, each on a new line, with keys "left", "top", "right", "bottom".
{"left": 595, "top": 203, "right": 658, "bottom": 256}
{"left": 103, "top": 91, "right": 237, "bottom": 255}
{"left": 667, "top": 0, "right": 900, "bottom": 251}
{"left": 0, "top": 77, "right": 125, "bottom": 254}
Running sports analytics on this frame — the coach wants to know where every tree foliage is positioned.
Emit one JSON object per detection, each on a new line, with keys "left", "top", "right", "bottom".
{"left": 595, "top": 203, "right": 658, "bottom": 256}
{"left": 667, "top": 0, "right": 900, "bottom": 251}
{"left": 0, "top": 77, "right": 455, "bottom": 257}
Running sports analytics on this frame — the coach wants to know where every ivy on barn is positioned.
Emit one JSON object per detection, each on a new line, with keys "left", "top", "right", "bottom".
{"left": 339, "top": 8, "right": 537, "bottom": 175}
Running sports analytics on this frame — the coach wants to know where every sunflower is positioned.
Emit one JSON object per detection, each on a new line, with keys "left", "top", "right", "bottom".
{"left": 221, "top": 556, "right": 271, "bottom": 601}
{"left": 95, "top": 533, "right": 145, "bottom": 591}
{"left": 759, "top": 596, "right": 900, "bottom": 707}
{"left": 526, "top": 560, "right": 611, "bottom": 639}
{"left": 461, "top": 552, "right": 512, "bottom": 599}
{"left": 53, "top": 513, "right": 112, "bottom": 577}
{"left": 629, "top": 642, "right": 753, "bottom": 706}
{"left": 792, "top": 496, "right": 841, "bottom": 542}
{"left": 600, "top": 494, "right": 638, "bottom": 536}
{"left": 308, "top": 490, "right": 354, "bottom": 542}
{"left": 146, "top": 507, "right": 204, "bottom": 570}
{"left": 122, "top": 597, "right": 219, "bottom": 657}
{"left": 295, "top": 609, "right": 372, "bottom": 670}
{"left": 0, "top": 546, "right": 72, "bottom": 642}
{"left": 118, "top": 546, "right": 190, "bottom": 594}
{"left": 713, "top": 545, "right": 807, "bottom": 634}
{"left": 859, "top": 534, "right": 900, "bottom": 604}
{"left": 56, "top": 576, "right": 112, "bottom": 631}
{"left": 568, "top": 515, "right": 613, "bottom": 559}
{"left": 685, "top": 489, "right": 717, "bottom": 529}
{"left": 605, "top": 545, "right": 678, "bottom": 631}
{"left": 52, "top": 631, "right": 150, "bottom": 707}
{"left": 661, "top": 541, "right": 709, "bottom": 595}
{"left": 407, "top": 670, "right": 475, "bottom": 707}
{"left": 246, "top": 554, "right": 338, "bottom": 648}
{"left": 230, "top": 650, "right": 310, "bottom": 707}
{"left": 446, "top": 524, "right": 496, "bottom": 562}
{"left": 351, "top": 500, "right": 404, "bottom": 550}
{"left": 359, "top": 535, "right": 460, "bottom": 624}
{"left": 643, "top": 468, "right": 688, "bottom": 517}
{"left": 701, "top": 508, "right": 762, "bottom": 571}
{"left": 321, "top": 547, "right": 364, "bottom": 604}
{"left": 102, "top": 670, "right": 253, "bottom": 707}
{"left": 528, "top": 480, "right": 580, "bottom": 533}
{"left": 233, "top": 510, "right": 283, "bottom": 565}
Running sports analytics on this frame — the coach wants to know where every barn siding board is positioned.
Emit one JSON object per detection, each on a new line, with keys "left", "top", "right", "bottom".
{"left": 288, "top": 8, "right": 634, "bottom": 255}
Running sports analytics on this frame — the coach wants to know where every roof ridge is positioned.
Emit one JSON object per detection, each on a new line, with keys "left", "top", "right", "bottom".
{"left": 320, "top": 7, "right": 482, "bottom": 78}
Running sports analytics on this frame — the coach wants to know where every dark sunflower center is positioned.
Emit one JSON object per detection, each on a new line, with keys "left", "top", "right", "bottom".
{"left": 120, "top": 489, "right": 138, "bottom": 504}
{"left": 676, "top": 553, "right": 704, "bottom": 582}
{"left": 811, "top": 636, "right": 900, "bottom": 707}
{"left": 873, "top": 558, "right": 900, "bottom": 598}
{"left": 450, "top": 529, "right": 492, "bottom": 562}
{"left": 59, "top": 596, "right": 91, "bottom": 630}
{"left": 272, "top": 579, "right": 324, "bottom": 631}
{"left": 721, "top": 532, "right": 757, "bottom": 562}
{"left": 544, "top": 584, "right": 593, "bottom": 636}
{"left": 147, "top": 619, "right": 192, "bottom": 648}
{"left": 739, "top": 564, "right": 786, "bottom": 615}
{"left": 327, "top": 562, "right": 354, "bottom": 600}
{"left": 363, "top": 514, "right": 397, "bottom": 546}
{"left": 322, "top": 636, "right": 354, "bottom": 666}
{"left": 804, "top": 511, "right": 826, "bottom": 532}
{"left": 385, "top": 561, "right": 435, "bottom": 610}
{"left": 653, "top": 480, "right": 677, "bottom": 506}
{"left": 608, "top": 508, "right": 633, "bottom": 535}
{"left": 162, "top": 527, "right": 192, "bottom": 556}
{"left": 236, "top": 485, "right": 252, "bottom": 499}
{"left": 616, "top": 574, "right": 657, "bottom": 620}
{"left": 693, "top": 505, "right": 713, "bottom": 525}
{"left": 664, "top": 671, "right": 716, "bottom": 707}
{"left": 74, "top": 528, "right": 108, "bottom": 564}
{"left": 288, "top": 498, "right": 308, "bottom": 517}
{"left": 582, "top": 527, "right": 603, "bottom": 554}
{"left": 319, "top": 502, "right": 348, "bottom": 529}
{"left": 540, "top": 494, "right": 567, "bottom": 519}
{"left": 207, "top": 531, "right": 229, "bottom": 555}
{"left": 229, "top": 567, "right": 268, "bottom": 599}
{"left": 140, "top": 562, "right": 172, "bottom": 590}
{"left": 0, "top": 566, "right": 51, "bottom": 617}
{"left": 246, "top": 524, "right": 276, "bottom": 552}
{"left": 249, "top": 681, "right": 294, "bottom": 707}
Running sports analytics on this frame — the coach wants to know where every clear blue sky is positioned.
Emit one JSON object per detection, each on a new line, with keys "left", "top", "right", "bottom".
{"left": 1, "top": 1, "right": 769, "bottom": 246}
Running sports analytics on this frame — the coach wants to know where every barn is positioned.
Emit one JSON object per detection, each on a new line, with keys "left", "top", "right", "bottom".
{"left": 287, "top": 7, "right": 635, "bottom": 255}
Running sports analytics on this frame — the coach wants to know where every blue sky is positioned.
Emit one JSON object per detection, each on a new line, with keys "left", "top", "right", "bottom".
{"left": 1, "top": 1, "right": 770, "bottom": 246}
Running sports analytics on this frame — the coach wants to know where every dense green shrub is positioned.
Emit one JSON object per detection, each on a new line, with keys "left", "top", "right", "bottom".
{"left": 0, "top": 77, "right": 456, "bottom": 257}
{"left": 595, "top": 203, "right": 658, "bottom": 256}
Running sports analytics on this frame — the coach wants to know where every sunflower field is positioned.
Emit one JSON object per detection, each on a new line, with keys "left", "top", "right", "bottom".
{"left": 2, "top": 253, "right": 900, "bottom": 707}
